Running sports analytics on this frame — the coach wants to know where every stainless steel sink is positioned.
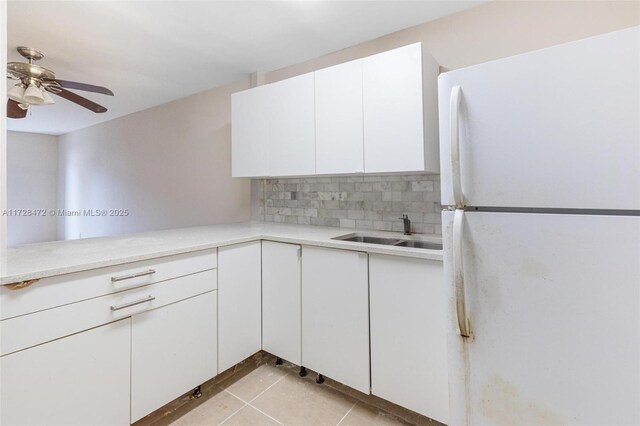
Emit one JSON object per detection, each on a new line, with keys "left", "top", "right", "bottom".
{"left": 332, "top": 233, "right": 442, "bottom": 250}
{"left": 332, "top": 234, "right": 403, "bottom": 245}
{"left": 394, "top": 240, "right": 443, "bottom": 250}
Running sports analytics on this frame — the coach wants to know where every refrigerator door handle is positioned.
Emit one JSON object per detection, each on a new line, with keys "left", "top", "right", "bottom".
{"left": 453, "top": 208, "right": 472, "bottom": 338}
{"left": 450, "top": 86, "right": 464, "bottom": 208}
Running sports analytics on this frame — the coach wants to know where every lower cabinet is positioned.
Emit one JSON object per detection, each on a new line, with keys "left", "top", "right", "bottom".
{"left": 301, "top": 246, "right": 370, "bottom": 393}
{"left": 262, "top": 241, "right": 302, "bottom": 365}
{"left": 218, "top": 241, "right": 262, "bottom": 372}
{"left": 1, "top": 319, "right": 131, "bottom": 426}
{"left": 369, "top": 254, "right": 449, "bottom": 423}
{"left": 131, "top": 291, "right": 218, "bottom": 422}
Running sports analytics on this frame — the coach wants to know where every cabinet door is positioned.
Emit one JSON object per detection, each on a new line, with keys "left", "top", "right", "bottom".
{"left": 369, "top": 255, "right": 448, "bottom": 423}
{"left": 1, "top": 319, "right": 130, "bottom": 426}
{"left": 262, "top": 241, "right": 301, "bottom": 365}
{"left": 363, "top": 43, "right": 425, "bottom": 173}
{"left": 315, "top": 59, "right": 364, "bottom": 174}
{"left": 131, "top": 291, "right": 217, "bottom": 423}
{"left": 218, "top": 241, "right": 262, "bottom": 371}
{"left": 301, "top": 246, "right": 369, "bottom": 393}
{"left": 270, "top": 73, "right": 316, "bottom": 176}
{"left": 232, "top": 84, "right": 271, "bottom": 177}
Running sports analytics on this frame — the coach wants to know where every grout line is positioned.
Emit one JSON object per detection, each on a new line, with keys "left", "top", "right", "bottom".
{"left": 224, "top": 389, "right": 250, "bottom": 405}
{"left": 248, "top": 373, "right": 287, "bottom": 404}
{"left": 223, "top": 375, "right": 287, "bottom": 425}
{"left": 247, "top": 403, "right": 285, "bottom": 425}
{"left": 336, "top": 401, "right": 358, "bottom": 426}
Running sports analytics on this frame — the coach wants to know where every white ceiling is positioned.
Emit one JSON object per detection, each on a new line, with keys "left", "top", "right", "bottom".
{"left": 7, "top": 0, "right": 483, "bottom": 135}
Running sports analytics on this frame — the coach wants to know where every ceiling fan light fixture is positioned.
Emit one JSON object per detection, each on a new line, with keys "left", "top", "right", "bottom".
{"left": 23, "top": 83, "right": 45, "bottom": 105}
{"left": 40, "top": 89, "right": 55, "bottom": 105}
{"left": 7, "top": 84, "right": 26, "bottom": 103}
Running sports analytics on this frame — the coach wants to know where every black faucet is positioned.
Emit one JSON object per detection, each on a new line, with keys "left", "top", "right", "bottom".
{"left": 399, "top": 214, "right": 411, "bottom": 235}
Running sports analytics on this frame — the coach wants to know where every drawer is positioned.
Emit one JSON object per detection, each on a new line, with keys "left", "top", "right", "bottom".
{"left": 1, "top": 268, "right": 217, "bottom": 356}
{"left": 1, "top": 249, "right": 217, "bottom": 320}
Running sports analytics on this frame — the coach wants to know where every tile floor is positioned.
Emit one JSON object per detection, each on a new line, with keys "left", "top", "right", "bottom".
{"left": 160, "top": 361, "right": 416, "bottom": 426}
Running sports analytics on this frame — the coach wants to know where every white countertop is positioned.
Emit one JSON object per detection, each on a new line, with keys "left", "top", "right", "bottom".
{"left": 0, "top": 222, "right": 443, "bottom": 285}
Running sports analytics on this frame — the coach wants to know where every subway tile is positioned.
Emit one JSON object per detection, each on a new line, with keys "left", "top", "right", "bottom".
{"left": 325, "top": 218, "right": 340, "bottom": 227}
{"left": 324, "top": 183, "right": 340, "bottom": 191}
{"left": 356, "top": 219, "right": 373, "bottom": 228}
{"left": 330, "top": 210, "right": 348, "bottom": 219}
{"left": 340, "top": 219, "right": 356, "bottom": 228}
{"left": 364, "top": 210, "right": 383, "bottom": 221}
{"left": 348, "top": 210, "right": 365, "bottom": 220}
{"left": 340, "top": 183, "right": 356, "bottom": 192}
{"left": 253, "top": 173, "right": 442, "bottom": 236}
{"left": 298, "top": 216, "right": 311, "bottom": 225}
{"left": 390, "top": 181, "right": 410, "bottom": 191}
{"left": 322, "top": 200, "right": 341, "bottom": 209}
{"left": 423, "top": 191, "right": 441, "bottom": 201}
{"left": 373, "top": 221, "right": 393, "bottom": 231}
{"left": 372, "top": 182, "right": 391, "bottom": 191}
{"left": 411, "top": 181, "right": 434, "bottom": 191}
{"left": 348, "top": 192, "right": 365, "bottom": 201}
{"left": 355, "top": 182, "right": 373, "bottom": 192}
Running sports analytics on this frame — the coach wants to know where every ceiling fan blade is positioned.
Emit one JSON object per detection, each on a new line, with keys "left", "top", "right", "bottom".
{"left": 51, "top": 79, "right": 114, "bottom": 96}
{"left": 52, "top": 88, "right": 108, "bottom": 113}
{"left": 7, "top": 99, "right": 27, "bottom": 119}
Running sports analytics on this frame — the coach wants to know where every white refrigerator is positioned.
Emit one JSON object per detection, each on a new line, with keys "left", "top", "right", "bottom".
{"left": 438, "top": 26, "right": 640, "bottom": 425}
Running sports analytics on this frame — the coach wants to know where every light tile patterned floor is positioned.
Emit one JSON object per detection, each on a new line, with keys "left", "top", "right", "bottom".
{"left": 170, "top": 363, "right": 411, "bottom": 426}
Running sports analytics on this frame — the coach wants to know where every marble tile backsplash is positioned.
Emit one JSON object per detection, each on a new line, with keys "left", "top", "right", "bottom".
{"left": 253, "top": 174, "right": 442, "bottom": 235}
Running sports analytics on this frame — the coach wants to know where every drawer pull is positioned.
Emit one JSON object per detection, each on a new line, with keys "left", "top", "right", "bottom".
{"left": 5, "top": 279, "right": 40, "bottom": 290}
{"left": 110, "top": 295, "right": 155, "bottom": 311}
{"left": 111, "top": 269, "right": 156, "bottom": 282}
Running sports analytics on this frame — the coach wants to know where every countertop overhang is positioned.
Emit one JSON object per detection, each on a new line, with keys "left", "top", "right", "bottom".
{"left": 0, "top": 222, "right": 443, "bottom": 285}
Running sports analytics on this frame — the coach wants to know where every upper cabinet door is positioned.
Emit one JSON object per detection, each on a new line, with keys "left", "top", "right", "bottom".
{"left": 363, "top": 43, "right": 426, "bottom": 173}
{"left": 315, "top": 59, "right": 364, "bottom": 174}
{"left": 270, "top": 73, "right": 316, "bottom": 176}
{"left": 231, "top": 84, "right": 271, "bottom": 177}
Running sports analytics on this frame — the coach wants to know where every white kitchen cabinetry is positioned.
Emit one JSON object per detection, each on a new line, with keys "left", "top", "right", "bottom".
{"left": 269, "top": 72, "right": 316, "bottom": 176}
{"left": 218, "top": 241, "right": 262, "bottom": 372}
{"left": 231, "top": 84, "right": 271, "bottom": 177}
{"left": 261, "top": 241, "right": 302, "bottom": 365}
{"left": 131, "top": 291, "right": 218, "bottom": 422}
{"left": 315, "top": 59, "right": 364, "bottom": 174}
{"left": 369, "top": 255, "right": 448, "bottom": 423}
{"left": 363, "top": 43, "right": 439, "bottom": 173}
{"left": 231, "top": 43, "right": 438, "bottom": 177}
{"left": 301, "top": 246, "right": 370, "bottom": 394}
{"left": 1, "top": 319, "right": 131, "bottom": 426}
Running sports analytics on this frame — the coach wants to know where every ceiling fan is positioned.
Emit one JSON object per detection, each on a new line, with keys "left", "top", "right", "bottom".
{"left": 6, "top": 46, "right": 114, "bottom": 119}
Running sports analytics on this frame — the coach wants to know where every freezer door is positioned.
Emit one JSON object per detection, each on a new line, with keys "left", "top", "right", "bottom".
{"left": 439, "top": 26, "right": 640, "bottom": 210}
{"left": 442, "top": 210, "right": 640, "bottom": 425}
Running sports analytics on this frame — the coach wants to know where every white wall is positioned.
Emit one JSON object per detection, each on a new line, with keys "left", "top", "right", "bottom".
{"left": 266, "top": 0, "right": 640, "bottom": 82}
{"left": 57, "top": 79, "right": 251, "bottom": 240}
{"left": 7, "top": 131, "right": 59, "bottom": 246}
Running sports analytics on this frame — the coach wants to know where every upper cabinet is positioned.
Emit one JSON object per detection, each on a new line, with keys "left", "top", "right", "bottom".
{"left": 270, "top": 73, "right": 316, "bottom": 176}
{"left": 315, "top": 59, "right": 364, "bottom": 174}
{"left": 232, "top": 43, "right": 439, "bottom": 177}
{"left": 231, "top": 84, "right": 271, "bottom": 178}
{"left": 363, "top": 43, "right": 435, "bottom": 173}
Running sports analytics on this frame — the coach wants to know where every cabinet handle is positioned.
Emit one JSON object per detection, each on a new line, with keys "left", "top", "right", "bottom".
{"left": 5, "top": 279, "right": 40, "bottom": 290}
{"left": 110, "top": 295, "right": 155, "bottom": 311}
{"left": 453, "top": 209, "right": 471, "bottom": 338}
{"left": 111, "top": 269, "right": 156, "bottom": 282}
